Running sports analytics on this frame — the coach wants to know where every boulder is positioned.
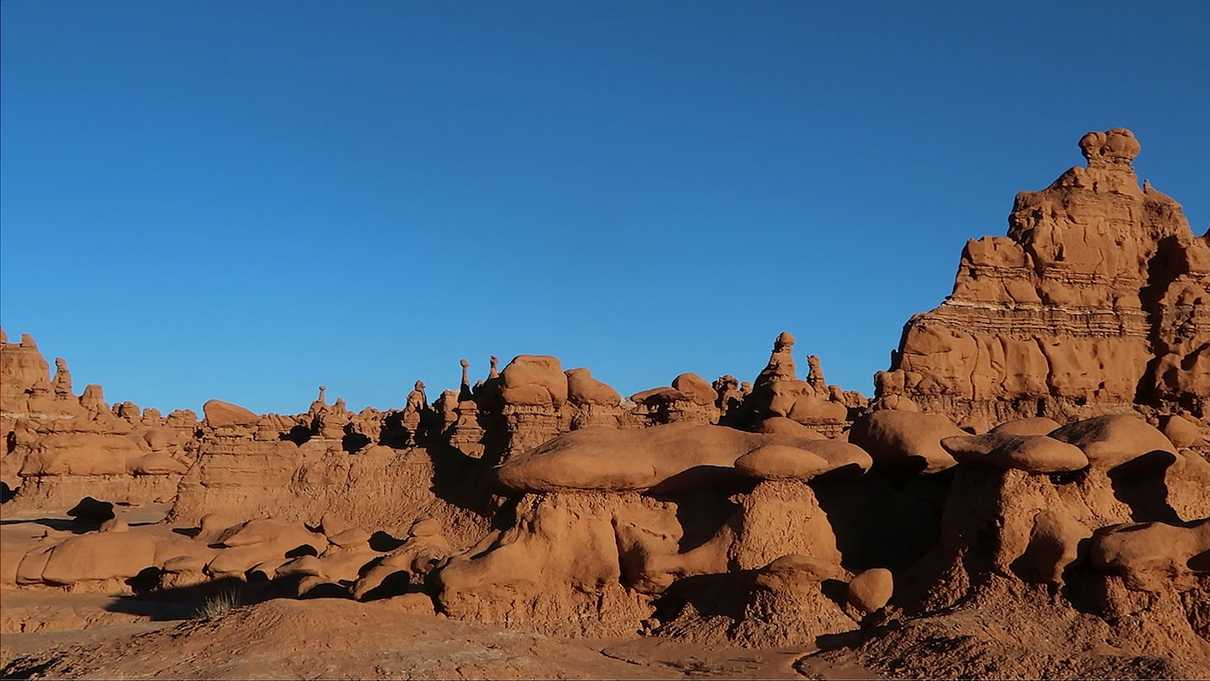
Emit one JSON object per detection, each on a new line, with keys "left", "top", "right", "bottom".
{"left": 847, "top": 568, "right": 894, "bottom": 614}
{"left": 202, "top": 399, "right": 259, "bottom": 428}
{"left": 848, "top": 411, "right": 963, "bottom": 473}
{"left": 1050, "top": 415, "right": 1176, "bottom": 470}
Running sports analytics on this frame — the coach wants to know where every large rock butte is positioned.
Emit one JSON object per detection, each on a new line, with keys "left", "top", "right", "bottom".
{"left": 877, "top": 128, "right": 1209, "bottom": 430}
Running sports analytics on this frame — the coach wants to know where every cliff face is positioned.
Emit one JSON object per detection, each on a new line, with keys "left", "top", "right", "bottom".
{"left": 879, "top": 129, "right": 1209, "bottom": 429}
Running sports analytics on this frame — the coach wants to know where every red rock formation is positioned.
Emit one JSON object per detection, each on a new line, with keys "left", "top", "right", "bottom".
{"left": 1, "top": 331, "right": 198, "bottom": 506}
{"left": 743, "top": 332, "right": 858, "bottom": 437}
{"left": 879, "top": 129, "right": 1209, "bottom": 430}
{"left": 4, "top": 128, "right": 1208, "bottom": 678}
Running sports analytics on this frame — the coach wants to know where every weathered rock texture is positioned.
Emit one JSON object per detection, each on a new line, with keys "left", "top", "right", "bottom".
{"left": 1, "top": 330, "right": 199, "bottom": 507}
{"left": 878, "top": 128, "right": 1210, "bottom": 430}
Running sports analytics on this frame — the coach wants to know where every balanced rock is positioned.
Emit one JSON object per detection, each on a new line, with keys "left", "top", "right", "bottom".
{"left": 941, "top": 433, "right": 1088, "bottom": 473}
{"left": 756, "top": 417, "right": 826, "bottom": 439}
{"left": 1050, "top": 414, "right": 1176, "bottom": 470}
{"left": 670, "top": 372, "right": 715, "bottom": 406}
{"left": 990, "top": 417, "right": 1062, "bottom": 436}
{"left": 500, "top": 355, "right": 567, "bottom": 407}
{"left": 202, "top": 399, "right": 259, "bottom": 428}
{"left": 848, "top": 410, "right": 964, "bottom": 473}
{"left": 734, "top": 445, "right": 829, "bottom": 481}
{"left": 564, "top": 368, "right": 621, "bottom": 406}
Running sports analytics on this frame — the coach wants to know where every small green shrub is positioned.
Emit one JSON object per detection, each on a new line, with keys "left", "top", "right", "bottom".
{"left": 195, "top": 587, "right": 242, "bottom": 620}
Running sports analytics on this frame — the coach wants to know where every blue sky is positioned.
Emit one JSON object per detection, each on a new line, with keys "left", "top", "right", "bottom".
{"left": 2, "top": 1, "right": 1208, "bottom": 414}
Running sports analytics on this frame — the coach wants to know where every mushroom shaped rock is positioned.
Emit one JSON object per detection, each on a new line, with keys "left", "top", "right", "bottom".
{"left": 846, "top": 568, "right": 893, "bottom": 614}
{"left": 158, "top": 563, "right": 210, "bottom": 589}
{"left": 848, "top": 411, "right": 964, "bottom": 473}
{"left": 939, "top": 432, "right": 1016, "bottom": 458}
{"left": 756, "top": 417, "right": 826, "bottom": 439}
{"left": 496, "top": 423, "right": 817, "bottom": 494}
{"left": 736, "top": 440, "right": 872, "bottom": 481}
{"left": 941, "top": 434, "right": 1088, "bottom": 473}
{"left": 202, "top": 399, "right": 259, "bottom": 428}
{"left": 161, "top": 555, "right": 209, "bottom": 576}
{"left": 786, "top": 395, "right": 848, "bottom": 424}
{"left": 735, "top": 445, "right": 830, "bottom": 481}
{"left": 564, "top": 368, "right": 621, "bottom": 406}
{"left": 990, "top": 416, "right": 1063, "bottom": 437}
{"left": 1050, "top": 415, "right": 1177, "bottom": 470}
{"left": 670, "top": 372, "right": 715, "bottom": 406}
{"left": 990, "top": 436, "right": 1088, "bottom": 473}
{"left": 500, "top": 355, "right": 568, "bottom": 407}
{"left": 314, "top": 544, "right": 379, "bottom": 583}
{"left": 804, "top": 440, "right": 874, "bottom": 475}
{"left": 196, "top": 513, "right": 239, "bottom": 542}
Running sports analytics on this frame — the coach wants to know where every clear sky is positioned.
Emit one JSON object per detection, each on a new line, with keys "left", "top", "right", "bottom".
{"left": 2, "top": 1, "right": 1208, "bottom": 415}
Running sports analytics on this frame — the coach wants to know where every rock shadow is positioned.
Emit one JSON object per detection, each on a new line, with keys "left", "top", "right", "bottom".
{"left": 812, "top": 469, "right": 953, "bottom": 573}
{"left": 1108, "top": 451, "right": 1179, "bottom": 523}
{"left": 102, "top": 576, "right": 276, "bottom": 621}
{"left": 425, "top": 443, "right": 496, "bottom": 515}
{"left": 0, "top": 517, "right": 88, "bottom": 533}
{"left": 651, "top": 570, "right": 757, "bottom": 623}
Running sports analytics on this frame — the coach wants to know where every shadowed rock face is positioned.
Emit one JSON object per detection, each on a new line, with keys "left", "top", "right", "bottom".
{"left": 878, "top": 128, "right": 1210, "bottom": 430}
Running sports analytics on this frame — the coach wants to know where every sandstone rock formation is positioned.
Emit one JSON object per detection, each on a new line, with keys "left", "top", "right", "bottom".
{"left": 3, "top": 127, "right": 1209, "bottom": 680}
{"left": 878, "top": 128, "right": 1210, "bottom": 430}
{"left": 1, "top": 331, "right": 199, "bottom": 507}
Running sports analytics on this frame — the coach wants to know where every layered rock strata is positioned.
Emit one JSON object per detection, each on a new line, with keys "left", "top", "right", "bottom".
{"left": 878, "top": 128, "right": 1209, "bottom": 430}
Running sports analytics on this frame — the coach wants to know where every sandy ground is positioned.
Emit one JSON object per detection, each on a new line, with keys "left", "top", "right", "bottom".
{"left": 0, "top": 591, "right": 877, "bottom": 679}
{"left": 0, "top": 507, "right": 876, "bottom": 679}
